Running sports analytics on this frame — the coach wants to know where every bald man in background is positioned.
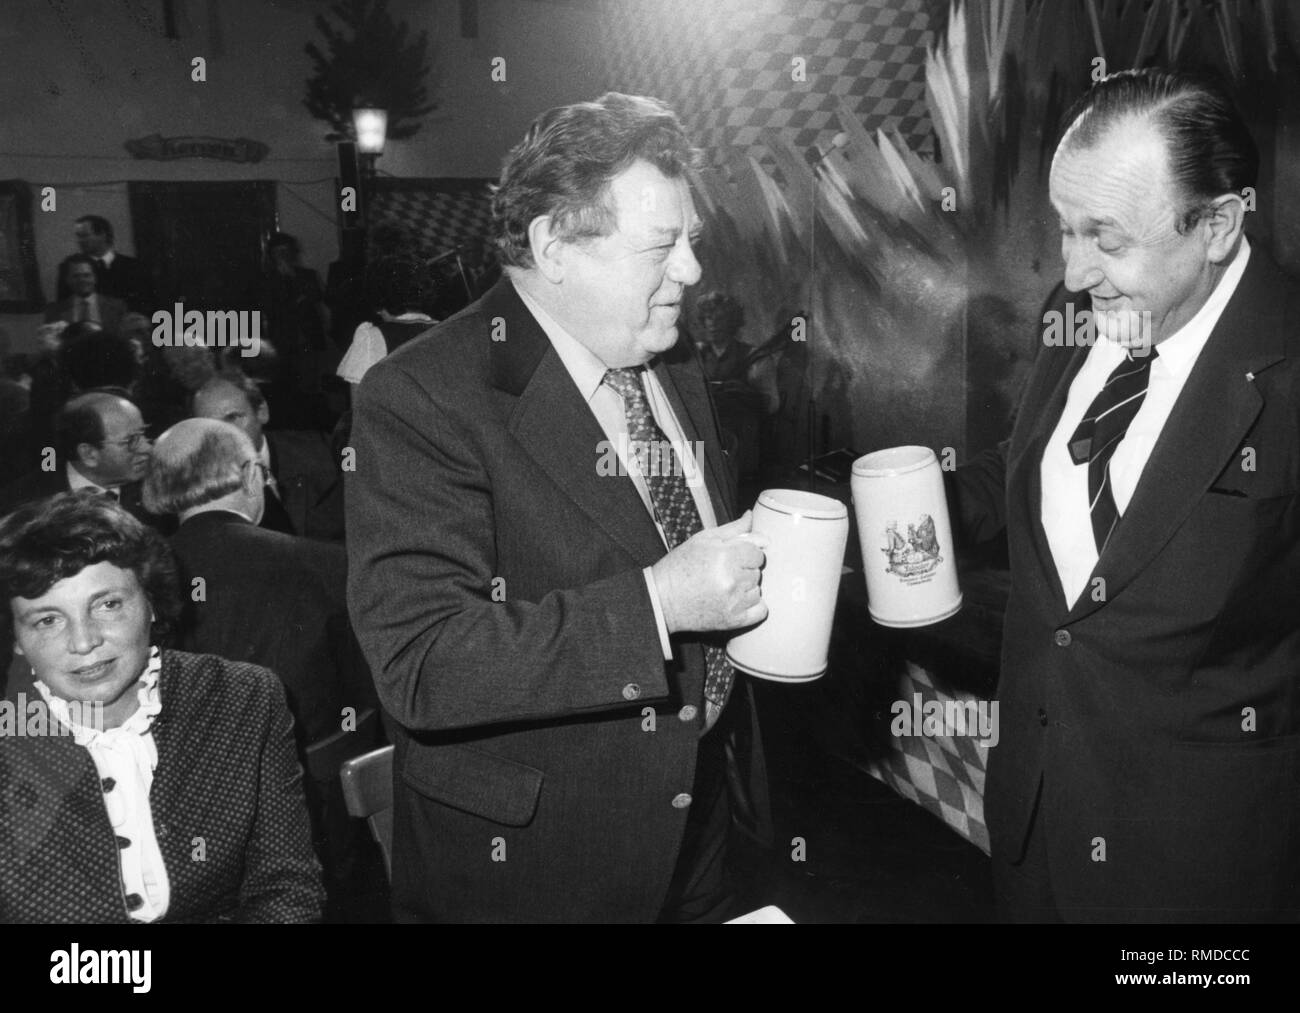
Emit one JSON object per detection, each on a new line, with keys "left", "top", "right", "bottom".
{"left": 144, "top": 417, "right": 379, "bottom": 919}
{"left": 143, "top": 417, "right": 371, "bottom": 749}
{"left": 190, "top": 372, "right": 344, "bottom": 541}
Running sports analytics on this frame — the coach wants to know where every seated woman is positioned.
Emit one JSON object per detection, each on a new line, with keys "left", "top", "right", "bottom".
{"left": 0, "top": 492, "right": 325, "bottom": 923}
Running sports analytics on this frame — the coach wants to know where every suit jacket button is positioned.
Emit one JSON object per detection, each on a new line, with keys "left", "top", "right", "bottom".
{"left": 124, "top": 892, "right": 144, "bottom": 911}
{"left": 672, "top": 793, "right": 692, "bottom": 809}
{"left": 622, "top": 683, "right": 641, "bottom": 701}
{"left": 1053, "top": 629, "right": 1072, "bottom": 647}
{"left": 678, "top": 705, "right": 698, "bottom": 722}
{"left": 1038, "top": 708, "right": 1049, "bottom": 726}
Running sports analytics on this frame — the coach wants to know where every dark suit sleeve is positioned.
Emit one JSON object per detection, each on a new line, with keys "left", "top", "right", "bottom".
{"left": 346, "top": 361, "right": 668, "bottom": 734}
{"left": 232, "top": 675, "right": 325, "bottom": 923}
{"left": 945, "top": 439, "right": 1010, "bottom": 548}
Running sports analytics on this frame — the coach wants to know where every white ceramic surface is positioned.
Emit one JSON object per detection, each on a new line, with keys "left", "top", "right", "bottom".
{"left": 851, "top": 446, "right": 962, "bottom": 627}
{"left": 726, "top": 489, "right": 849, "bottom": 681}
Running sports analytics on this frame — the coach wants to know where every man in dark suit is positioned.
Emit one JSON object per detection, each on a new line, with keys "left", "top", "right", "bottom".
{"left": 949, "top": 68, "right": 1300, "bottom": 921}
{"left": 144, "top": 416, "right": 380, "bottom": 918}
{"left": 0, "top": 390, "right": 153, "bottom": 519}
{"left": 143, "top": 417, "right": 371, "bottom": 745}
{"left": 45, "top": 255, "right": 127, "bottom": 333}
{"left": 191, "top": 372, "right": 345, "bottom": 541}
{"left": 347, "top": 93, "right": 769, "bottom": 923}
{"left": 66, "top": 214, "right": 152, "bottom": 311}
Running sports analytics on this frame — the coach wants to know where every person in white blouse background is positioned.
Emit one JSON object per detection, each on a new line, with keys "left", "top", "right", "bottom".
{"left": 0, "top": 492, "right": 324, "bottom": 923}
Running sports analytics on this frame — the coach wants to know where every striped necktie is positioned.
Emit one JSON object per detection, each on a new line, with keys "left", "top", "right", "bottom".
{"left": 603, "top": 367, "right": 733, "bottom": 728}
{"left": 1068, "top": 346, "right": 1159, "bottom": 553}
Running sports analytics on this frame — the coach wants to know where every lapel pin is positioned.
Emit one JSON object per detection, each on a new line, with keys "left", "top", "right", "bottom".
{"left": 1245, "top": 371, "right": 1255, "bottom": 382}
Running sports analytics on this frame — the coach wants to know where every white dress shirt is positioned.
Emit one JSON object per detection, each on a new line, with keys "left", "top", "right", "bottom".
{"left": 36, "top": 647, "right": 170, "bottom": 922}
{"left": 66, "top": 462, "right": 119, "bottom": 499}
{"left": 515, "top": 284, "right": 718, "bottom": 659}
{"left": 72, "top": 293, "right": 101, "bottom": 324}
{"left": 1042, "top": 239, "right": 1251, "bottom": 606}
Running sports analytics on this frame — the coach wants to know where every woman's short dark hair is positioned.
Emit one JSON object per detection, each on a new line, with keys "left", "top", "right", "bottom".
{"left": 365, "top": 254, "right": 440, "bottom": 316}
{"left": 60, "top": 253, "right": 98, "bottom": 283}
{"left": 490, "top": 92, "right": 700, "bottom": 269}
{"left": 1058, "top": 67, "right": 1258, "bottom": 233}
{"left": 0, "top": 492, "right": 180, "bottom": 640}
{"left": 59, "top": 328, "right": 140, "bottom": 391}
{"left": 695, "top": 291, "right": 745, "bottom": 336}
{"left": 76, "top": 215, "right": 114, "bottom": 245}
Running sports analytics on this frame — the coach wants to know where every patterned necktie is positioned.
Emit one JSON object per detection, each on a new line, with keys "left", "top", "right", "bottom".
{"left": 603, "top": 367, "right": 733, "bottom": 727}
{"left": 1068, "top": 346, "right": 1159, "bottom": 553}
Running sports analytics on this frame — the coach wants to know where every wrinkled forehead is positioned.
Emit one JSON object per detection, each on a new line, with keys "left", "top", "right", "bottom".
{"left": 195, "top": 383, "right": 250, "bottom": 416}
{"left": 609, "top": 163, "right": 700, "bottom": 234}
{"left": 98, "top": 400, "right": 144, "bottom": 433}
{"left": 1050, "top": 119, "right": 1177, "bottom": 223}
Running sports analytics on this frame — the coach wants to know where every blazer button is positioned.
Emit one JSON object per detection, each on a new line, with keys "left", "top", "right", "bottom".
{"left": 678, "top": 705, "right": 698, "bottom": 722}
{"left": 671, "top": 793, "right": 693, "bottom": 809}
{"left": 1038, "top": 708, "right": 1049, "bottom": 727}
{"left": 622, "top": 683, "right": 641, "bottom": 701}
{"left": 124, "top": 892, "right": 144, "bottom": 912}
{"left": 1053, "top": 629, "right": 1072, "bottom": 647}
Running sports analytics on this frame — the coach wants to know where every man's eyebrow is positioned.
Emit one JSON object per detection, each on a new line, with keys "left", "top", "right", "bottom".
{"left": 1054, "top": 208, "right": 1121, "bottom": 232}
{"left": 646, "top": 220, "right": 704, "bottom": 241}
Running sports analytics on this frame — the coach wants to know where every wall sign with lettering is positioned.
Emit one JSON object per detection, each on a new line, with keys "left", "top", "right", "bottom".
{"left": 124, "top": 135, "right": 270, "bottom": 163}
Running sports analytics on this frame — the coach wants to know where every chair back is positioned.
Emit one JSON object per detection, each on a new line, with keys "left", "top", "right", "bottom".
{"left": 339, "top": 745, "right": 395, "bottom": 879}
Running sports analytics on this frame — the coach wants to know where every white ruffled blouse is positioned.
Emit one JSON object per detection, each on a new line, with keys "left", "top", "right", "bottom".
{"left": 35, "top": 647, "right": 171, "bottom": 922}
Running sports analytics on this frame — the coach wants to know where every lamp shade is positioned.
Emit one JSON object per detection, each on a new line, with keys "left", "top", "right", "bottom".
{"left": 353, "top": 108, "right": 388, "bottom": 154}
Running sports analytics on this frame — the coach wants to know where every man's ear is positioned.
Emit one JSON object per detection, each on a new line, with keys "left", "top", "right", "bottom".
{"left": 528, "top": 216, "right": 568, "bottom": 283}
{"left": 1203, "top": 194, "right": 1247, "bottom": 264}
{"left": 256, "top": 399, "right": 269, "bottom": 427}
{"left": 77, "top": 443, "right": 99, "bottom": 470}
{"left": 240, "top": 461, "right": 262, "bottom": 497}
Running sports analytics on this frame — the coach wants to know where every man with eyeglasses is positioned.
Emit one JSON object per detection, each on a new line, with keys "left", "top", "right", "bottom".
{"left": 0, "top": 391, "right": 169, "bottom": 695}
{"left": 0, "top": 392, "right": 156, "bottom": 517}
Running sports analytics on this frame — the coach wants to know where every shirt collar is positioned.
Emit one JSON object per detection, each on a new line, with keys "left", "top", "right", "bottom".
{"left": 514, "top": 282, "right": 621, "bottom": 402}
{"left": 99, "top": 249, "right": 116, "bottom": 268}
{"left": 1103, "top": 237, "right": 1251, "bottom": 379}
{"left": 35, "top": 646, "right": 162, "bottom": 743}
{"left": 66, "top": 461, "right": 114, "bottom": 495}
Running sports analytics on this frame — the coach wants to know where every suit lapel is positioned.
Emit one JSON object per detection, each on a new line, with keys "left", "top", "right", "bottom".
{"left": 1065, "top": 250, "right": 1286, "bottom": 622}
{"left": 488, "top": 281, "right": 668, "bottom": 568}
{"left": 652, "top": 353, "right": 736, "bottom": 522}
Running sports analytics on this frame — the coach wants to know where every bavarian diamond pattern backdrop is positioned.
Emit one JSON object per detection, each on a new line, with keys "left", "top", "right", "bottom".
{"left": 595, "top": 0, "right": 933, "bottom": 166}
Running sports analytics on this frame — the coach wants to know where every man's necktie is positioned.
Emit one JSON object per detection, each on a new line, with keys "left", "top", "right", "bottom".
{"left": 75, "top": 298, "right": 88, "bottom": 323}
{"left": 1068, "top": 347, "right": 1159, "bottom": 553}
{"left": 603, "top": 367, "right": 733, "bottom": 728}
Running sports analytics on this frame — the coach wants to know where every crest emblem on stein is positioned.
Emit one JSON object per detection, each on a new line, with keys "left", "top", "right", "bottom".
{"left": 882, "top": 515, "right": 942, "bottom": 580}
